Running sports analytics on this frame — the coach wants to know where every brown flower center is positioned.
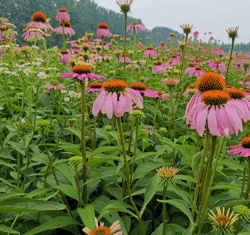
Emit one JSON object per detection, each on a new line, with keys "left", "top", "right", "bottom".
{"left": 58, "top": 8, "right": 68, "bottom": 12}
{"left": 104, "top": 80, "right": 127, "bottom": 92}
{"left": 98, "top": 23, "right": 109, "bottom": 29}
{"left": 71, "top": 65, "right": 92, "bottom": 74}
{"left": 215, "top": 215, "right": 231, "bottom": 227}
{"left": 89, "top": 82, "right": 103, "bottom": 89}
{"left": 31, "top": 12, "right": 47, "bottom": 23}
{"left": 202, "top": 90, "right": 230, "bottom": 106}
{"left": 227, "top": 88, "right": 246, "bottom": 99}
{"left": 59, "top": 20, "right": 71, "bottom": 27}
{"left": 60, "top": 50, "right": 68, "bottom": 54}
{"left": 172, "top": 54, "right": 177, "bottom": 58}
{"left": 241, "top": 137, "right": 250, "bottom": 148}
{"left": 129, "top": 82, "right": 147, "bottom": 91}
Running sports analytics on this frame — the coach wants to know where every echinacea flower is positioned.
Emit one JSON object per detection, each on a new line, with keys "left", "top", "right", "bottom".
{"left": 209, "top": 61, "right": 226, "bottom": 72}
{"left": 116, "top": 0, "right": 133, "bottom": 14}
{"left": 44, "top": 82, "right": 65, "bottom": 91}
{"left": 129, "top": 82, "right": 159, "bottom": 98}
{"left": 92, "top": 80, "right": 143, "bottom": 119}
{"left": 184, "top": 62, "right": 196, "bottom": 74}
{"left": 209, "top": 207, "right": 238, "bottom": 234}
{"left": 54, "top": 20, "right": 75, "bottom": 37}
{"left": 161, "top": 78, "right": 181, "bottom": 87}
{"left": 144, "top": 47, "right": 158, "bottom": 58}
{"left": 226, "top": 26, "right": 239, "bottom": 39}
{"left": 233, "top": 205, "right": 250, "bottom": 222}
{"left": 59, "top": 50, "right": 70, "bottom": 63}
{"left": 186, "top": 90, "right": 243, "bottom": 137}
{"left": 85, "top": 82, "right": 104, "bottom": 93}
{"left": 167, "top": 54, "right": 182, "bottom": 65}
{"left": 227, "top": 88, "right": 250, "bottom": 122}
{"left": 60, "top": 65, "right": 104, "bottom": 83}
{"left": 26, "top": 12, "right": 53, "bottom": 32}
{"left": 22, "top": 26, "right": 44, "bottom": 41}
{"left": 82, "top": 217, "right": 122, "bottom": 235}
{"left": 227, "top": 137, "right": 250, "bottom": 158}
{"left": 152, "top": 61, "right": 166, "bottom": 74}
{"left": 190, "top": 66, "right": 205, "bottom": 77}
{"left": 97, "top": 23, "right": 112, "bottom": 38}
{"left": 157, "top": 166, "right": 179, "bottom": 185}
{"left": 180, "top": 24, "right": 194, "bottom": 35}
{"left": 185, "top": 72, "right": 226, "bottom": 117}
{"left": 56, "top": 8, "right": 70, "bottom": 21}
{"left": 127, "top": 22, "right": 146, "bottom": 34}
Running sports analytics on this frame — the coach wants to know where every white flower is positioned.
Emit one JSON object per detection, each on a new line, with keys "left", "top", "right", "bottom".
{"left": 38, "top": 72, "right": 47, "bottom": 79}
{"left": 36, "top": 58, "right": 44, "bottom": 61}
{"left": 4, "top": 71, "right": 11, "bottom": 74}
{"left": 36, "top": 116, "right": 42, "bottom": 119}
{"left": 75, "top": 92, "right": 81, "bottom": 98}
{"left": 24, "top": 68, "right": 32, "bottom": 74}
{"left": 47, "top": 67, "right": 57, "bottom": 70}
{"left": 32, "top": 62, "right": 41, "bottom": 66}
{"left": 64, "top": 97, "right": 70, "bottom": 102}
{"left": 21, "top": 119, "right": 26, "bottom": 124}
{"left": 0, "top": 67, "right": 7, "bottom": 71}
{"left": 0, "top": 45, "right": 10, "bottom": 48}
{"left": 69, "top": 91, "right": 76, "bottom": 97}
{"left": 0, "top": 106, "right": 4, "bottom": 111}
{"left": 12, "top": 72, "right": 19, "bottom": 76}
{"left": 32, "top": 46, "right": 39, "bottom": 49}
{"left": 61, "top": 90, "right": 67, "bottom": 94}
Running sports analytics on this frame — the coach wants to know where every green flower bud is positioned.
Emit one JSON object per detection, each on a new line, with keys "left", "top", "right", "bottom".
{"left": 35, "top": 119, "right": 50, "bottom": 130}
{"left": 105, "top": 125, "right": 112, "bottom": 131}
{"left": 233, "top": 205, "right": 250, "bottom": 222}
{"left": 159, "top": 127, "right": 167, "bottom": 133}
{"left": 68, "top": 156, "right": 83, "bottom": 166}
{"left": 132, "top": 110, "right": 145, "bottom": 120}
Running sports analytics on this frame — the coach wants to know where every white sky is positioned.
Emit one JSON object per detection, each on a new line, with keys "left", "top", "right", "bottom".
{"left": 92, "top": 0, "right": 250, "bottom": 44}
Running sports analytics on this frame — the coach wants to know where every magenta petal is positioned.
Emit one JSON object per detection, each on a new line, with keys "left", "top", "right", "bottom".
{"left": 207, "top": 105, "right": 217, "bottom": 136}
{"left": 92, "top": 91, "right": 106, "bottom": 116}
{"left": 196, "top": 105, "right": 209, "bottom": 136}
{"left": 104, "top": 92, "right": 113, "bottom": 119}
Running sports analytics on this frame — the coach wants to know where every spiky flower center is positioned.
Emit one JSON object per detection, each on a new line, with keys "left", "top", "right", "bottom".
{"left": 60, "top": 50, "right": 68, "bottom": 55}
{"left": 89, "top": 82, "right": 103, "bottom": 89}
{"left": 60, "top": 20, "right": 71, "bottom": 27}
{"left": 131, "top": 22, "right": 139, "bottom": 25}
{"left": 98, "top": 23, "right": 109, "bottom": 29}
{"left": 171, "top": 54, "right": 177, "bottom": 58}
{"left": 157, "top": 90, "right": 163, "bottom": 95}
{"left": 156, "top": 61, "right": 163, "bottom": 65}
{"left": 227, "top": 88, "right": 245, "bottom": 99}
{"left": 157, "top": 167, "right": 179, "bottom": 180}
{"left": 103, "top": 80, "right": 127, "bottom": 92}
{"left": 188, "top": 85, "right": 197, "bottom": 89}
{"left": 241, "top": 137, "right": 250, "bottom": 148}
{"left": 72, "top": 65, "right": 92, "bottom": 74}
{"left": 196, "top": 72, "right": 225, "bottom": 92}
{"left": 215, "top": 215, "right": 231, "bottom": 228}
{"left": 147, "top": 47, "right": 154, "bottom": 50}
{"left": 202, "top": 90, "right": 230, "bottom": 106}
{"left": 31, "top": 12, "right": 47, "bottom": 23}
{"left": 89, "top": 226, "right": 111, "bottom": 235}
{"left": 195, "top": 67, "right": 201, "bottom": 70}
{"left": 214, "top": 61, "right": 221, "bottom": 64}
{"left": 58, "top": 8, "right": 68, "bottom": 12}
{"left": 129, "top": 82, "right": 147, "bottom": 91}
{"left": 1, "top": 41, "right": 8, "bottom": 45}
{"left": 0, "top": 25, "right": 11, "bottom": 31}
{"left": 189, "top": 63, "right": 195, "bottom": 67}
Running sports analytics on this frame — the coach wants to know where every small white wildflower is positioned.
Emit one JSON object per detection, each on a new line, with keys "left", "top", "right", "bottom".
{"left": 38, "top": 72, "right": 47, "bottom": 79}
{"left": 61, "top": 90, "right": 67, "bottom": 94}
{"left": 64, "top": 97, "right": 70, "bottom": 102}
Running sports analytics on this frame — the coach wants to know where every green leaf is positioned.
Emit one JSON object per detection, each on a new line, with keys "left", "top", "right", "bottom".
{"left": 211, "top": 182, "right": 241, "bottom": 191}
{"left": 55, "top": 163, "right": 76, "bottom": 188}
{"left": 67, "top": 128, "right": 81, "bottom": 140}
{"left": 25, "top": 188, "right": 52, "bottom": 198}
{"left": 133, "top": 163, "right": 165, "bottom": 180}
{"left": 38, "top": 93, "right": 51, "bottom": 110}
{"left": 23, "top": 216, "right": 80, "bottom": 235}
{"left": 0, "top": 193, "right": 25, "bottom": 202}
{"left": 9, "top": 142, "right": 26, "bottom": 155}
{"left": 157, "top": 199, "right": 193, "bottom": 224}
{"left": 89, "top": 146, "right": 122, "bottom": 159}
{"left": 77, "top": 205, "right": 95, "bottom": 229}
{"left": 0, "top": 225, "right": 20, "bottom": 234}
{"left": 182, "top": 224, "right": 194, "bottom": 235}
{"left": 88, "top": 156, "right": 121, "bottom": 169}
{"left": 192, "top": 151, "right": 202, "bottom": 179}
{"left": 140, "top": 174, "right": 162, "bottom": 216}
{"left": 55, "top": 185, "right": 79, "bottom": 201}
{"left": 0, "top": 159, "right": 15, "bottom": 170}
{"left": 0, "top": 198, "right": 66, "bottom": 212}
{"left": 58, "top": 143, "right": 82, "bottom": 156}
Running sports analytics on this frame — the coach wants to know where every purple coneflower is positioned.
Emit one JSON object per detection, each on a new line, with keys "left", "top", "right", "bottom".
{"left": 129, "top": 82, "right": 159, "bottom": 98}
{"left": 22, "top": 26, "right": 44, "bottom": 41}
{"left": 54, "top": 20, "right": 75, "bottom": 37}
{"left": 56, "top": 8, "right": 70, "bottom": 21}
{"left": 144, "top": 47, "right": 159, "bottom": 58}
{"left": 60, "top": 65, "right": 104, "bottom": 83}
{"left": 167, "top": 54, "right": 182, "bottom": 65}
{"left": 44, "top": 82, "right": 65, "bottom": 91}
{"left": 186, "top": 90, "right": 243, "bottom": 137}
{"left": 184, "top": 62, "right": 196, "bottom": 74}
{"left": 127, "top": 22, "right": 146, "bottom": 34}
{"left": 59, "top": 50, "right": 70, "bottom": 63}
{"left": 227, "top": 137, "right": 250, "bottom": 158}
{"left": 97, "top": 23, "right": 112, "bottom": 38}
{"left": 209, "top": 61, "right": 226, "bottom": 72}
{"left": 191, "top": 66, "right": 205, "bottom": 77}
{"left": 85, "top": 82, "right": 104, "bottom": 93}
{"left": 26, "top": 12, "right": 53, "bottom": 32}
{"left": 92, "top": 80, "right": 143, "bottom": 119}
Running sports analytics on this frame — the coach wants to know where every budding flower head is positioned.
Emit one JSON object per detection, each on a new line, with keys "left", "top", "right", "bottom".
{"left": 132, "top": 110, "right": 145, "bottom": 120}
{"left": 233, "top": 205, "right": 250, "bottom": 222}
{"left": 105, "top": 125, "right": 112, "bottom": 131}
{"left": 157, "top": 166, "right": 179, "bottom": 185}
{"left": 68, "top": 156, "right": 83, "bottom": 166}
{"left": 226, "top": 26, "right": 239, "bottom": 39}
{"left": 243, "top": 61, "right": 249, "bottom": 70}
{"left": 209, "top": 207, "right": 238, "bottom": 234}
{"left": 67, "top": 118, "right": 78, "bottom": 126}
{"left": 35, "top": 119, "right": 50, "bottom": 130}
{"left": 116, "top": 0, "right": 133, "bottom": 14}
{"left": 159, "top": 127, "right": 167, "bottom": 133}
{"left": 180, "top": 24, "right": 194, "bottom": 35}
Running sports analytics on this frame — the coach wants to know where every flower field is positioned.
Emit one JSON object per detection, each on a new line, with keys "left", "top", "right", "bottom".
{"left": 1, "top": 1, "right": 250, "bottom": 234}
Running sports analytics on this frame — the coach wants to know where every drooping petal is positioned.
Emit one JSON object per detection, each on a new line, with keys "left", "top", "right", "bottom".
{"left": 92, "top": 91, "right": 106, "bottom": 116}
{"left": 104, "top": 92, "right": 113, "bottom": 119}
{"left": 207, "top": 105, "right": 218, "bottom": 136}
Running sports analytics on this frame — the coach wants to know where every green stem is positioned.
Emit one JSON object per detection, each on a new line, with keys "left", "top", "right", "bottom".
{"left": 75, "top": 165, "right": 82, "bottom": 207}
{"left": 80, "top": 82, "right": 88, "bottom": 205}
{"left": 225, "top": 37, "right": 235, "bottom": 84}
{"left": 153, "top": 99, "right": 158, "bottom": 151}
{"left": 116, "top": 117, "right": 145, "bottom": 235}
{"left": 240, "top": 160, "right": 247, "bottom": 198}
{"left": 93, "top": 116, "right": 97, "bottom": 149}
{"left": 131, "top": 119, "right": 139, "bottom": 180}
{"left": 193, "top": 135, "right": 217, "bottom": 234}
{"left": 7, "top": 213, "right": 20, "bottom": 235}
{"left": 162, "top": 184, "right": 168, "bottom": 235}
{"left": 170, "top": 89, "right": 176, "bottom": 166}
{"left": 85, "top": 103, "right": 94, "bottom": 151}
{"left": 191, "top": 130, "right": 210, "bottom": 218}
{"left": 128, "top": 119, "right": 135, "bottom": 155}
{"left": 244, "top": 157, "right": 250, "bottom": 200}
{"left": 234, "top": 218, "right": 242, "bottom": 235}
{"left": 124, "top": 13, "right": 128, "bottom": 80}
{"left": 62, "top": 21, "right": 66, "bottom": 50}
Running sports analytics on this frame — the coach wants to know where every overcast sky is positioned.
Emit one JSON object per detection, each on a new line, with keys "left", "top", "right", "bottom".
{"left": 92, "top": 0, "right": 250, "bottom": 44}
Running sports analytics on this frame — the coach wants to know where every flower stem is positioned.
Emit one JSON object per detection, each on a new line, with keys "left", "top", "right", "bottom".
{"left": 75, "top": 165, "right": 82, "bottom": 207}
{"left": 131, "top": 119, "right": 139, "bottom": 180}
{"left": 162, "top": 183, "right": 168, "bottom": 235}
{"left": 85, "top": 103, "right": 94, "bottom": 151}
{"left": 80, "top": 82, "right": 88, "bottom": 205}
{"left": 193, "top": 135, "right": 217, "bottom": 234}
{"left": 244, "top": 157, "right": 250, "bottom": 199}
{"left": 234, "top": 218, "right": 242, "bottom": 235}
{"left": 116, "top": 117, "right": 145, "bottom": 235}
{"left": 169, "top": 89, "right": 176, "bottom": 166}
{"left": 128, "top": 119, "right": 135, "bottom": 155}
{"left": 62, "top": 21, "right": 66, "bottom": 50}
{"left": 153, "top": 99, "right": 159, "bottom": 151}
{"left": 240, "top": 160, "right": 247, "bottom": 198}
{"left": 225, "top": 37, "right": 235, "bottom": 84}
{"left": 124, "top": 13, "right": 128, "bottom": 80}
